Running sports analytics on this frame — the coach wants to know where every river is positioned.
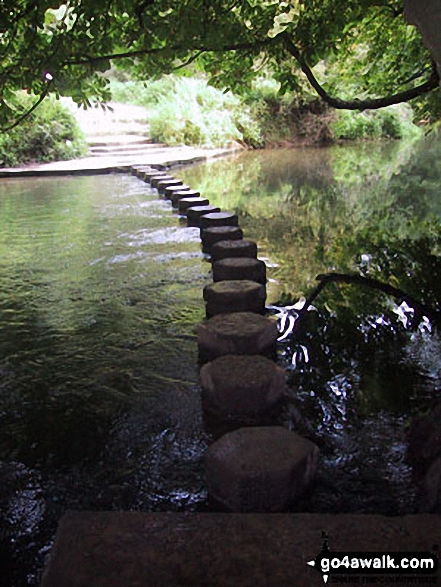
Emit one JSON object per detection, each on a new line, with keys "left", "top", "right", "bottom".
{"left": 1, "top": 135, "right": 441, "bottom": 585}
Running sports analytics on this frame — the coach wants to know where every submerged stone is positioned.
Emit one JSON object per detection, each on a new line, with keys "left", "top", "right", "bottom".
{"left": 205, "top": 426, "right": 319, "bottom": 512}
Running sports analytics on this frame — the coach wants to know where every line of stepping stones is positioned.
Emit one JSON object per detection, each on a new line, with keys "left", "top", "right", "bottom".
{"left": 129, "top": 164, "right": 320, "bottom": 513}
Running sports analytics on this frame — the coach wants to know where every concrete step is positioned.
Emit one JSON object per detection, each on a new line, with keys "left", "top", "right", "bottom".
{"left": 87, "top": 135, "right": 152, "bottom": 147}
{"left": 89, "top": 143, "right": 165, "bottom": 155}
{"left": 88, "top": 147, "right": 171, "bottom": 160}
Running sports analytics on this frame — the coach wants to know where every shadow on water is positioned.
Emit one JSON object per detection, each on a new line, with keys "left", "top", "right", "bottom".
{"left": 2, "top": 134, "right": 441, "bottom": 585}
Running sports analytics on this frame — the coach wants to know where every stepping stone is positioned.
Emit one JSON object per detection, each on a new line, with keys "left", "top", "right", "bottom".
{"left": 171, "top": 189, "right": 201, "bottom": 207}
{"left": 187, "top": 205, "right": 221, "bottom": 227}
{"left": 200, "top": 354, "right": 286, "bottom": 419}
{"left": 203, "top": 280, "right": 266, "bottom": 317}
{"left": 131, "top": 165, "right": 153, "bottom": 177}
{"left": 205, "top": 426, "right": 320, "bottom": 512}
{"left": 156, "top": 178, "right": 183, "bottom": 194}
{"left": 201, "top": 226, "right": 244, "bottom": 253}
{"left": 178, "top": 197, "right": 209, "bottom": 214}
{"left": 213, "top": 257, "right": 267, "bottom": 285}
{"left": 199, "top": 212, "right": 238, "bottom": 232}
{"left": 142, "top": 169, "right": 167, "bottom": 181}
{"left": 150, "top": 174, "right": 174, "bottom": 189}
{"left": 211, "top": 239, "right": 258, "bottom": 262}
{"left": 164, "top": 184, "right": 191, "bottom": 199}
{"left": 198, "top": 311, "right": 278, "bottom": 362}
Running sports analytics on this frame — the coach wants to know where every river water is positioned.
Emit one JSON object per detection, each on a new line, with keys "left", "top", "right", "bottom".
{"left": 1, "top": 136, "right": 441, "bottom": 585}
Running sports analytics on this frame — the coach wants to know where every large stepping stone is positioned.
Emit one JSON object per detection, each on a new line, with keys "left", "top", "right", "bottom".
{"left": 187, "top": 205, "right": 221, "bottom": 227}
{"left": 156, "top": 178, "right": 183, "bottom": 194}
{"left": 142, "top": 169, "right": 167, "bottom": 181}
{"left": 198, "top": 311, "right": 278, "bottom": 362}
{"left": 199, "top": 211, "right": 239, "bottom": 232}
{"left": 213, "top": 257, "right": 267, "bottom": 284}
{"left": 150, "top": 174, "right": 174, "bottom": 189}
{"left": 171, "top": 189, "right": 201, "bottom": 207}
{"left": 203, "top": 280, "right": 266, "bottom": 317}
{"left": 200, "top": 354, "right": 286, "bottom": 420}
{"left": 164, "top": 184, "right": 190, "bottom": 199}
{"left": 131, "top": 165, "right": 154, "bottom": 177}
{"left": 205, "top": 426, "right": 319, "bottom": 512}
{"left": 178, "top": 196, "right": 209, "bottom": 214}
{"left": 201, "top": 226, "right": 244, "bottom": 253}
{"left": 211, "top": 239, "right": 258, "bottom": 262}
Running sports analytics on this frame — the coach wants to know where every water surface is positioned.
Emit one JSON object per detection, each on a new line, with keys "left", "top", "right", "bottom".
{"left": 2, "top": 136, "right": 441, "bottom": 585}
{"left": 0, "top": 174, "right": 210, "bottom": 586}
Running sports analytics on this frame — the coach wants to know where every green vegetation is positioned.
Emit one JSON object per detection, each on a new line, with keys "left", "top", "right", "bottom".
{"left": 0, "top": 93, "right": 87, "bottom": 167}
{"left": 108, "top": 74, "right": 421, "bottom": 148}
{"left": 1, "top": 0, "right": 440, "bottom": 133}
{"left": 109, "top": 76, "right": 262, "bottom": 147}
{"left": 331, "top": 104, "right": 422, "bottom": 141}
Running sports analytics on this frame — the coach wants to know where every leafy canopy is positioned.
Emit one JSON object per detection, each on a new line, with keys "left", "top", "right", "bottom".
{"left": 1, "top": 0, "right": 440, "bottom": 129}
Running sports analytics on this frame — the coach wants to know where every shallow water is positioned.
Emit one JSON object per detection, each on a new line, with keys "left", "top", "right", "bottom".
{"left": 0, "top": 174, "right": 210, "bottom": 586}
{"left": 1, "top": 136, "right": 441, "bottom": 585}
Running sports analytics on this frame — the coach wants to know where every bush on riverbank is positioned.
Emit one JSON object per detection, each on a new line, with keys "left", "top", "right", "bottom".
{"left": 0, "top": 94, "right": 88, "bottom": 167}
{"left": 330, "top": 105, "right": 422, "bottom": 142}
{"left": 110, "top": 76, "right": 262, "bottom": 148}
{"left": 109, "top": 75, "right": 422, "bottom": 148}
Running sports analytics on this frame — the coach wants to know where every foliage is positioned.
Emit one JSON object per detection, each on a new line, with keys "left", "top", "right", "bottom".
{"left": 110, "top": 76, "right": 262, "bottom": 147}
{"left": 0, "top": 93, "right": 87, "bottom": 167}
{"left": 1, "top": 0, "right": 440, "bottom": 131}
{"left": 331, "top": 104, "right": 422, "bottom": 141}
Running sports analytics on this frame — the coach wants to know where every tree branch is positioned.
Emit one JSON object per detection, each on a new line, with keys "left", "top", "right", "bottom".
{"left": 282, "top": 34, "right": 440, "bottom": 110}
{"left": 300, "top": 272, "right": 440, "bottom": 325}
{"left": 1, "top": 84, "right": 52, "bottom": 132}
{"left": 171, "top": 50, "right": 205, "bottom": 72}
{"left": 64, "top": 37, "right": 273, "bottom": 66}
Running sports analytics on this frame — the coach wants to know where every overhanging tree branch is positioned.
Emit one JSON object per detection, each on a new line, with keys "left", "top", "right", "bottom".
{"left": 282, "top": 33, "right": 440, "bottom": 110}
{"left": 63, "top": 37, "right": 273, "bottom": 66}
{"left": 1, "top": 83, "right": 52, "bottom": 132}
{"left": 300, "top": 272, "right": 441, "bottom": 326}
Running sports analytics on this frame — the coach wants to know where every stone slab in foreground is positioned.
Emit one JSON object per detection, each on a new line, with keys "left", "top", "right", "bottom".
{"left": 41, "top": 512, "right": 441, "bottom": 587}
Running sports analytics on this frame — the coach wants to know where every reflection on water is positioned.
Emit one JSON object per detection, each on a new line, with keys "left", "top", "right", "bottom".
{"left": 180, "top": 135, "right": 441, "bottom": 511}
{"left": 2, "top": 135, "right": 441, "bottom": 585}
